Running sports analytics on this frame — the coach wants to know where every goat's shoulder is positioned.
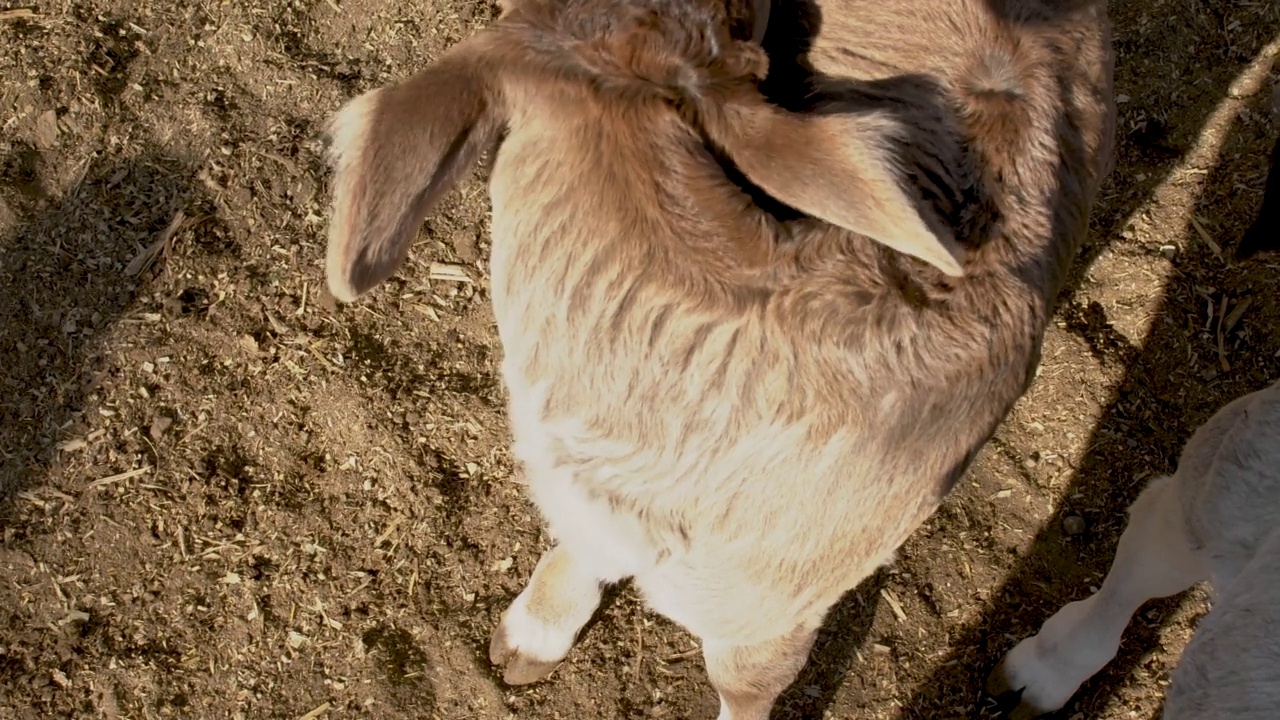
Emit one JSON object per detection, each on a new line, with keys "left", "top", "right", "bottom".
{"left": 1165, "top": 528, "right": 1280, "bottom": 720}
{"left": 1177, "top": 381, "right": 1280, "bottom": 572}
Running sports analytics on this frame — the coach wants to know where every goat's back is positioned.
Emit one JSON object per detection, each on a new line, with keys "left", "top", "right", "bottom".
{"left": 1175, "top": 379, "right": 1280, "bottom": 590}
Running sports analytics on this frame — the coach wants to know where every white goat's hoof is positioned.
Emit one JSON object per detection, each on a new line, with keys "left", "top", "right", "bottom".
{"left": 488, "top": 599, "right": 577, "bottom": 685}
{"left": 987, "top": 640, "right": 1076, "bottom": 719}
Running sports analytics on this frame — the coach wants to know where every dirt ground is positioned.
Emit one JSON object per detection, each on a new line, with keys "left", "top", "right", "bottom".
{"left": 1, "top": 0, "right": 1278, "bottom": 718}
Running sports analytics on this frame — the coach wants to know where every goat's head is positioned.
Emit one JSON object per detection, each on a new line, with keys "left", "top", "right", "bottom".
{"left": 324, "top": 0, "right": 964, "bottom": 302}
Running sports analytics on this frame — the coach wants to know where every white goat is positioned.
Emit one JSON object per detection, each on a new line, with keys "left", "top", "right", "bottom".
{"left": 990, "top": 378, "right": 1280, "bottom": 719}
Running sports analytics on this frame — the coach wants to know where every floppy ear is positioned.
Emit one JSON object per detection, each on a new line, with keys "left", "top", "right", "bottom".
{"left": 325, "top": 38, "right": 503, "bottom": 302}
{"left": 704, "top": 92, "right": 967, "bottom": 276}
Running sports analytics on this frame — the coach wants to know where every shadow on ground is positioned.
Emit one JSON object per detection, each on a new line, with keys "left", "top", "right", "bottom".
{"left": 0, "top": 138, "right": 236, "bottom": 513}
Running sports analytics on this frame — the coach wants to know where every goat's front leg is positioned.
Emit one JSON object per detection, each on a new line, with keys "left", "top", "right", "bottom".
{"left": 490, "top": 543, "right": 614, "bottom": 684}
{"left": 989, "top": 475, "right": 1210, "bottom": 717}
{"left": 704, "top": 624, "right": 819, "bottom": 720}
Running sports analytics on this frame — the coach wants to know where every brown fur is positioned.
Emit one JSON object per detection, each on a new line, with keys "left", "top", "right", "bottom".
{"left": 321, "top": 1, "right": 1116, "bottom": 717}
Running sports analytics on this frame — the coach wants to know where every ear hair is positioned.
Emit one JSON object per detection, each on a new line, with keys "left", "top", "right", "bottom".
{"left": 325, "top": 36, "right": 503, "bottom": 302}
{"left": 701, "top": 89, "right": 967, "bottom": 276}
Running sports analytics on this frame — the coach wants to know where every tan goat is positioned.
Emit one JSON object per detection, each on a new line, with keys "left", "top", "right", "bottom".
{"left": 322, "top": 1, "right": 1116, "bottom": 717}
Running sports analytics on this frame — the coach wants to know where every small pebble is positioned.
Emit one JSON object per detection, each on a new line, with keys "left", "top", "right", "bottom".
{"left": 149, "top": 415, "right": 173, "bottom": 440}
{"left": 34, "top": 110, "right": 58, "bottom": 150}
{"left": 1023, "top": 450, "right": 1041, "bottom": 469}
{"left": 1063, "top": 515, "right": 1087, "bottom": 536}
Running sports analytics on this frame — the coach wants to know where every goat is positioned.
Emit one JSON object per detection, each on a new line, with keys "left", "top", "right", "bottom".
{"left": 1237, "top": 82, "right": 1280, "bottom": 260}
{"left": 989, "top": 378, "right": 1280, "bottom": 719}
{"left": 321, "top": 0, "right": 1115, "bottom": 717}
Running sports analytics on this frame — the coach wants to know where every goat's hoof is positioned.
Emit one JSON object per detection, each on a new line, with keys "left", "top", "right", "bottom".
{"left": 986, "top": 657, "right": 1018, "bottom": 696}
{"left": 987, "top": 659, "right": 1049, "bottom": 720}
{"left": 489, "top": 617, "right": 563, "bottom": 685}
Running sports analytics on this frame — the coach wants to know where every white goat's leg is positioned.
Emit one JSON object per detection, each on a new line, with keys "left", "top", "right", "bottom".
{"left": 490, "top": 543, "right": 615, "bottom": 684}
{"left": 989, "top": 475, "right": 1210, "bottom": 716}
{"left": 703, "top": 624, "right": 819, "bottom": 720}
